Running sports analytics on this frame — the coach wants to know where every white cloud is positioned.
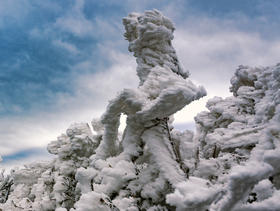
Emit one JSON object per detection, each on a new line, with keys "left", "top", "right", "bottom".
{"left": 0, "top": 0, "right": 31, "bottom": 26}
{"left": 0, "top": 150, "right": 54, "bottom": 173}
{"left": 172, "top": 16, "right": 280, "bottom": 125}
{"left": 54, "top": 0, "right": 94, "bottom": 37}
{"left": 174, "top": 21, "right": 280, "bottom": 88}
{"left": 52, "top": 39, "right": 80, "bottom": 54}
{"left": 0, "top": 48, "right": 137, "bottom": 157}
{"left": 73, "top": 50, "right": 138, "bottom": 98}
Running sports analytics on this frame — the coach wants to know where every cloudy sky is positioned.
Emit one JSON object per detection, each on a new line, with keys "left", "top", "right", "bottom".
{"left": 1, "top": 0, "right": 280, "bottom": 168}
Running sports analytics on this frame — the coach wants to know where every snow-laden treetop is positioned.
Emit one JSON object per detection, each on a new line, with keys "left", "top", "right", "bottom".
{"left": 94, "top": 10, "right": 206, "bottom": 161}
{"left": 123, "top": 10, "right": 189, "bottom": 84}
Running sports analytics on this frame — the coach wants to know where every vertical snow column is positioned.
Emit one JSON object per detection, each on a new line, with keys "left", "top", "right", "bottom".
{"left": 123, "top": 10, "right": 206, "bottom": 186}
{"left": 96, "top": 9, "right": 206, "bottom": 187}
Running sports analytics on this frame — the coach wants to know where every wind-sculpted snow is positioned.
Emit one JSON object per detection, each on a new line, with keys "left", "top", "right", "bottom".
{"left": 191, "top": 64, "right": 280, "bottom": 211}
{"left": 123, "top": 10, "right": 189, "bottom": 84}
{"left": 1, "top": 10, "right": 280, "bottom": 211}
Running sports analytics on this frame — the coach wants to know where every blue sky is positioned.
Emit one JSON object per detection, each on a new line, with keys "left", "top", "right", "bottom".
{"left": 1, "top": 0, "right": 280, "bottom": 168}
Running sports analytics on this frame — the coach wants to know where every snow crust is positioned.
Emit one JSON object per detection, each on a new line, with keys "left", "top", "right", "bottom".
{"left": 1, "top": 10, "right": 280, "bottom": 211}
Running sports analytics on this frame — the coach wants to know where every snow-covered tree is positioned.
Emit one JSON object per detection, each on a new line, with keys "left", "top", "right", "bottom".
{"left": 75, "top": 9, "right": 206, "bottom": 210}
{"left": 166, "top": 64, "right": 280, "bottom": 210}
{"left": 0, "top": 10, "right": 280, "bottom": 211}
{"left": 0, "top": 169, "right": 13, "bottom": 204}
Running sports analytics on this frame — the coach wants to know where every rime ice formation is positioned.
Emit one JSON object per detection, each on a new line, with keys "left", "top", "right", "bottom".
{"left": 0, "top": 169, "right": 13, "bottom": 204}
{"left": 179, "top": 64, "right": 280, "bottom": 211}
{"left": 122, "top": 10, "right": 189, "bottom": 84}
{"left": 1, "top": 10, "right": 280, "bottom": 211}
{"left": 95, "top": 9, "right": 205, "bottom": 161}
{"left": 94, "top": 10, "right": 206, "bottom": 189}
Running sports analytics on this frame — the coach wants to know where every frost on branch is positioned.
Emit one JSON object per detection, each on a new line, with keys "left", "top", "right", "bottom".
{"left": 0, "top": 123, "right": 98, "bottom": 210}
{"left": 0, "top": 169, "right": 13, "bottom": 204}
{"left": 1, "top": 10, "right": 280, "bottom": 211}
{"left": 189, "top": 64, "right": 280, "bottom": 211}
